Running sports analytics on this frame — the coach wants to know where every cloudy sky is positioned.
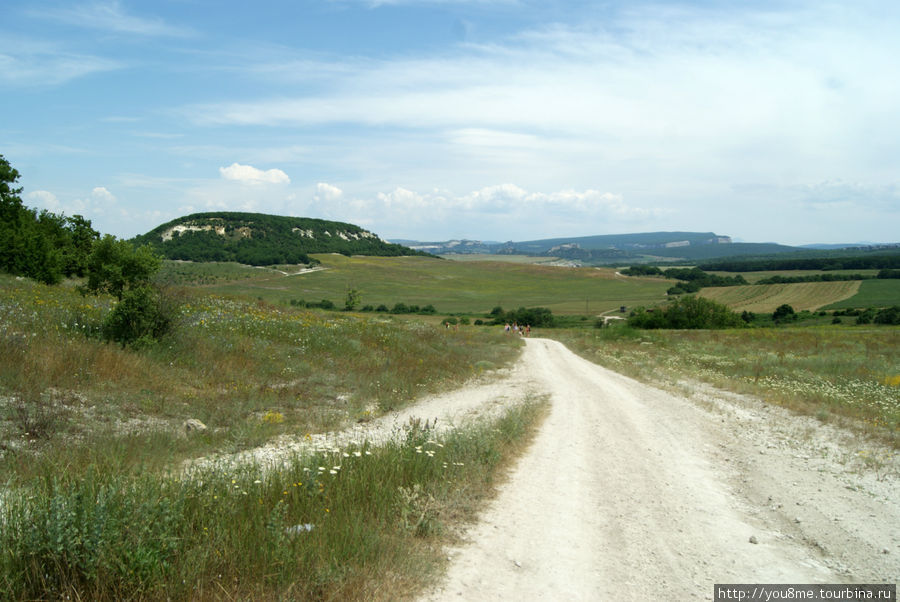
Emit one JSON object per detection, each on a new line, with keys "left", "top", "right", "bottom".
{"left": 3, "top": 0, "right": 898, "bottom": 245}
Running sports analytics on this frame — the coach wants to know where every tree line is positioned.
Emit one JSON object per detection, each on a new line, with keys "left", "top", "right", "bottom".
{"left": 1, "top": 156, "right": 99, "bottom": 285}
{"left": 1, "top": 155, "right": 172, "bottom": 346}
{"left": 701, "top": 254, "right": 900, "bottom": 272}
{"left": 620, "top": 265, "right": 747, "bottom": 294}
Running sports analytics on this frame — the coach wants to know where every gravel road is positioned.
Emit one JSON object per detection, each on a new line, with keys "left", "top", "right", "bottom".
{"left": 420, "top": 338, "right": 899, "bottom": 600}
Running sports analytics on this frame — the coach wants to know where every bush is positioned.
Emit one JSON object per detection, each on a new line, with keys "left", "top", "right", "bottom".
{"left": 629, "top": 296, "right": 744, "bottom": 329}
{"left": 493, "top": 307, "right": 554, "bottom": 327}
{"left": 102, "top": 285, "right": 179, "bottom": 347}
{"left": 772, "top": 304, "right": 797, "bottom": 324}
{"left": 874, "top": 306, "right": 900, "bottom": 325}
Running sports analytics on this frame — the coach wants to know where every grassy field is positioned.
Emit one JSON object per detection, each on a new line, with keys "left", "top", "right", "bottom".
{"left": 550, "top": 325, "right": 900, "bottom": 446}
{"left": 0, "top": 273, "right": 551, "bottom": 599}
{"left": 438, "top": 253, "right": 562, "bottom": 264}
{"left": 823, "top": 279, "right": 900, "bottom": 310}
{"left": 169, "top": 255, "right": 671, "bottom": 316}
{"left": 3, "top": 254, "right": 898, "bottom": 598}
{"left": 0, "top": 274, "right": 523, "bottom": 480}
{"left": 698, "top": 281, "right": 861, "bottom": 313}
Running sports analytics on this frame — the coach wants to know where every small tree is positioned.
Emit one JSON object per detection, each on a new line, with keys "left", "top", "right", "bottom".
{"left": 772, "top": 304, "right": 796, "bottom": 324}
{"left": 344, "top": 288, "right": 361, "bottom": 311}
{"left": 81, "top": 235, "right": 161, "bottom": 300}
{"left": 81, "top": 235, "right": 178, "bottom": 346}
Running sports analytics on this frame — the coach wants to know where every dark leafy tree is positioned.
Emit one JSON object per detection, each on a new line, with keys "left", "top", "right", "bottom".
{"left": 629, "top": 296, "right": 744, "bottom": 329}
{"left": 772, "top": 304, "right": 797, "bottom": 324}
{"left": 81, "top": 235, "right": 161, "bottom": 300}
{"left": 0, "top": 156, "right": 100, "bottom": 283}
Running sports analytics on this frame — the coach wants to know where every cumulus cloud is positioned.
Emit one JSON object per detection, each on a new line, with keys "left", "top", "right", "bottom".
{"left": 26, "top": 190, "right": 61, "bottom": 211}
{"left": 315, "top": 182, "right": 344, "bottom": 201}
{"left": 91, "top": 186, "right": 116, "bottom": 202}
{"left": 219, "top": 163, "right": 290, "bottom": 184}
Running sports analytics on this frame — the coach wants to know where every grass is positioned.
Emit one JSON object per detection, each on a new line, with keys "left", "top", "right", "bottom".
{"left": 0, "top": 399, "right": 549, "bottom": 600}
{"left": 0, "top": 274, "right": 521, "bottom": 482}
{"left": 0, "top": 272, "right": 547, "bottom": 599}
{"left": 550, "top": 324, "right": 900, "bottom": 446}
{"left": 166, "top": 255, "right": 671, "bottom": 316}
{"left": 823, "top": 279, "right": 900, "bottom": 310}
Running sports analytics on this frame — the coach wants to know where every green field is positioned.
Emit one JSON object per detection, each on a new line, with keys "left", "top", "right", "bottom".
{"left": 175, "top": 255, "right": 671, "bottom": 316}
{"left": 823, "top": 279, "right": 900, "bottom": 310}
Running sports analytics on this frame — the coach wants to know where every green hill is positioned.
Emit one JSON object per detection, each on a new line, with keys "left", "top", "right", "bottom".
{"left": 132, "top": 212, "right": 427, "bottom": 265}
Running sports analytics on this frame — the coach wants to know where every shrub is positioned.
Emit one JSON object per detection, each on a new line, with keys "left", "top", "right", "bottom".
{"left": 874, "top": 306, "right": 900, "bottom": 325}
{"left": 102, "top": 285, "right": 178, "bottom": 347}
{"left": 629, "top": 296, "right": 744, "bottom": 329}
{"left": 772, "top": 304, "right": 797, "bottom": 324}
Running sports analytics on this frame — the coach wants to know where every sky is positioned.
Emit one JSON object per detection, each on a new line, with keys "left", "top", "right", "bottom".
{"left": 2, "top": 0, "right": 899, "bottom": 245}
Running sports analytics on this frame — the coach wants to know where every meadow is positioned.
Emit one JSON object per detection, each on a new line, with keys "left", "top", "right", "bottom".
{"left": 0, "top": 273, "right": 543, "bottom": 599}
{"left": 2, "top": 254, "right": 899, "bottom": 599}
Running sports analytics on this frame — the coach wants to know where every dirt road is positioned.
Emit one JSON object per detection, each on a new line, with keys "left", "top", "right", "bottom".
{"left": 420, "top": 338, "right": 899, "bottom": 600}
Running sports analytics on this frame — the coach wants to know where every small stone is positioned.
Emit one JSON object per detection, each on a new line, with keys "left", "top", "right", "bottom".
{"left": 882, "top": 548, "right": 890, "bottom": 555}
{"left": 749, "top": 535, "right": 759, "bottom": 544}
{"left": 184, "top": 418, "right": 207, "bottom": 433}
{"left": 514, "top": 561, "right": 522, "bottom": 568}
{"left": 794, "top": 517, "right": 802, "bottom": 524}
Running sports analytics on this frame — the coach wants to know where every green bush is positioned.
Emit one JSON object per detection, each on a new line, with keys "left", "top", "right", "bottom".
{"left": 772, "top": 304, "right": 797, "bottom": 324}
{"left": 102, "top": 285, "right": 178, "bottom": 347}
{"left": 629, "top": 296, "right": 744, "bottom": 329}
{"left": 874, "top": 306, "right": 900, "bottom": 325}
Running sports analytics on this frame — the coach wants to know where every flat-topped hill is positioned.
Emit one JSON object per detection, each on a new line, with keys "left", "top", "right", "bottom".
{"left": 132, "top": 212, "right": 427, "bottom": 265}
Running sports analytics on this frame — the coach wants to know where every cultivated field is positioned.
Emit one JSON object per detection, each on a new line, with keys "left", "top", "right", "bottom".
{"left": 698, "top": 281, "right": 861, "bottom": 313}
{"left": 824, "top": 279, "right": 900, "bottom": 310}
{"left": 167, "top": 255, "right": 671, "bottom": 316}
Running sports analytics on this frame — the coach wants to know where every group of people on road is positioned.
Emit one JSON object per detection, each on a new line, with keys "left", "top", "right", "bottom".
{"left": 504, "top": 322, "right": 531, "bottom": 337}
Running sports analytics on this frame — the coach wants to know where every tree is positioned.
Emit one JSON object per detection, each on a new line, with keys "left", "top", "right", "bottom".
{"left": 344, "top": 288, "right": 361, "bottom": 311}
{"left": 0, "top": 156, "right": 100, "bottom": 284}
{"left": 772, "top": 304, "right": 796, "bottom": 324}
{"left": 82, "top": 235, "right": 161, "bottom": 300}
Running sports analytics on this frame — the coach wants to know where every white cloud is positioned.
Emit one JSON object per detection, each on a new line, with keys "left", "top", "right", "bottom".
{"left": 37, "top": 1, "right": 194, "bottom": 37}
{"left": 315, "top": 182, "right": 344, "bottom": 201}
{"left": 26, "top": 190, "right": 61, "bottom": 211}
{"left": 219, "top": 163, "right": 290, "bottom": 184}
{"left": 0, "top": 36, "right": 120, "bottom": 87}
{"left": 377, "top": 187, "right": 427, "bottom": 210}
{"left": 91, "top": 186, "right": 116, "bottom": 203}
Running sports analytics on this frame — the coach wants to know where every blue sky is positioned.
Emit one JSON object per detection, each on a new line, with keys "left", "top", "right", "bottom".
{"left": 2, "top": 0, "right": 898, "bottom": 245}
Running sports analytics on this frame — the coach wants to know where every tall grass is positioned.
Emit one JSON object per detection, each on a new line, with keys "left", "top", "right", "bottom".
{"left": 0, "top": 275, "right": 521, "bottom": 481}
{"left": 0, "top": 399, "right": 547, "bottom": 600}
{"left": 551, "top": 325, "right": 900, "bottom": 444}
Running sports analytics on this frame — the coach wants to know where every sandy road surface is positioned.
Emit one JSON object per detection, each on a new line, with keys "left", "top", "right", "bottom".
{"left": 421, "top": 338, "right": 899, "bottom": 601}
